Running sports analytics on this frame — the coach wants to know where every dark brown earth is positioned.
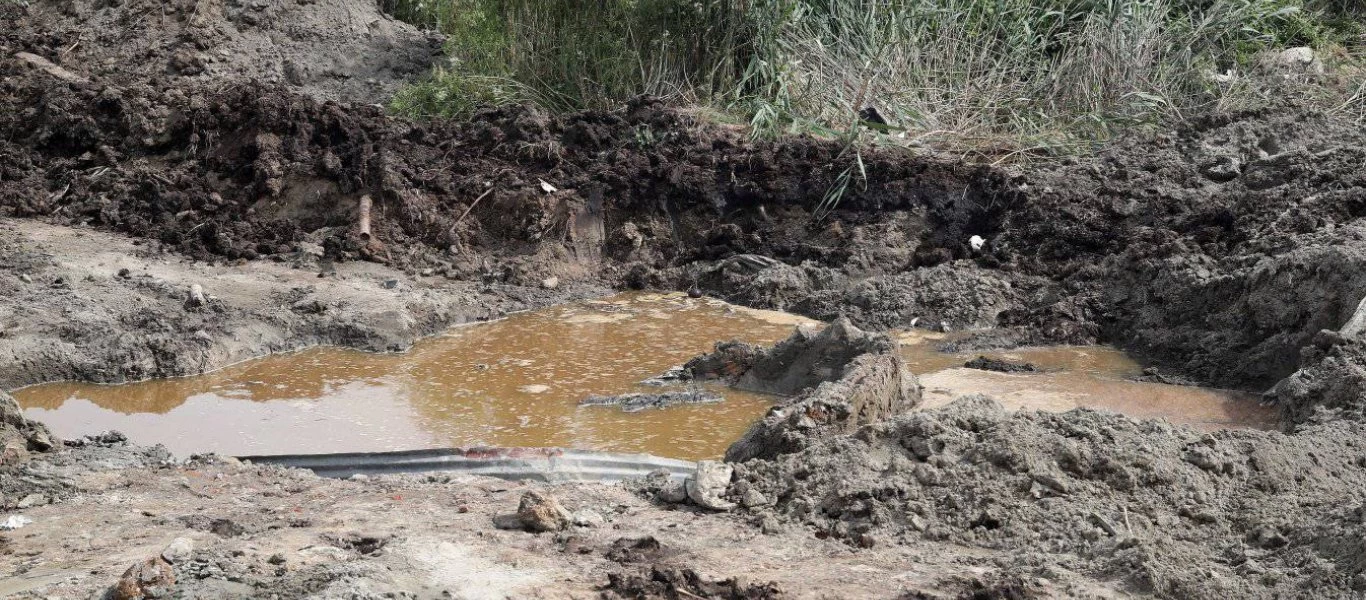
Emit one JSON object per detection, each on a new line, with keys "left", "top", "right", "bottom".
{"left": 4, "top": 0, "right": 1366, "bottom": 598}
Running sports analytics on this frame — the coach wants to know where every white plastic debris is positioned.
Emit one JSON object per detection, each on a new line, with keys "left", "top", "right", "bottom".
{"left": 1, "top": 515, "right": 33, "bottom": 530}
{"left": 538, "top": 179, "right": 558, "bottom": 194}
{"left": 969, "top": 235, "right": 986, "bottom": 252}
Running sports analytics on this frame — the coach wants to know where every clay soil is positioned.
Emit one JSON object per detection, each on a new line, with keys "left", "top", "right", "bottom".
{"left": 4, "top": 0, "right": 1366, "bottom": 598}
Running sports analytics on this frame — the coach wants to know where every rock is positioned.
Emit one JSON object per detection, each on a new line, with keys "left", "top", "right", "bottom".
{"left": 492, "top": 513, "right": 524, "bottom": 530}
{"left": 1265, "top": 46, "right": 1323, "bottom": 74}
{"left": 16, "top": 494, "right": 46, "bottom": 509}
{"left": 1, "top": 391, "right": 27, "bottom": 428}
{"left": 267, "top": 553, "right": 287, "bottom": 565}
{"left": 511, "top": 490, "right": 570, "bottom": 532}
{"left": 656, "top": 480, "right": 688, "bottom": 504}
{"left": 541, "top": 276, "right": 560, "bottom": 290}
{"left": 0, "top": 515, "right": 32, "bottom": 530}
{"left": 185, "top": 284, "right": 206, "bottom": 308}
{"left": 685, "top": 461, "right": 736, "bottom": 511}
{"left": 0, "top": 439, "right": 28, "bottom": 466}
{"left": 570, "top": 509, "right": 605, "bottom": 528}
{"left": 19, "top": 274, "right": 32, "bottom": 284}
{"left": 1339, "top": 295, "right": 1366, "bottom": 341}
{"left": 381, "top": 279, "right": 399, "bottom": 289}
{"left": 27, "top": 429, "right": 53, "bottom": 451}
{"left": 111, "top": 557, "right": 175, "bottom": 600}
{"left": 741, "top": 489, "right": 770, "bottom": 508}
{"left": 518, "top": 384, "right": 550, "bottom": 394}
{"left": 161, "top": 537, "right": 194, "bottom": 564}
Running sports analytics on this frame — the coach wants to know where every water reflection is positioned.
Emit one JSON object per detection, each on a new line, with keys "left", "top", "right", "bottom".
{"left": 17, "top": 294, "right": 808, "bottom": 459}
{"left": 14, "top": 293, "right": 1277, "bottom": 459}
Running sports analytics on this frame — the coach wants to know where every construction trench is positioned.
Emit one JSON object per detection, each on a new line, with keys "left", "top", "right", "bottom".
{"left": 4, "top": 0, "right": 1366, "bottom": 598}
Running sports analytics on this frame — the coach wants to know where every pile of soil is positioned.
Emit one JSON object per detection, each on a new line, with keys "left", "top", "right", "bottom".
{"left": 726, "top": 396, "right": 1366, "bottom": 598}
{"left": 687, "top": 318, "right": 923, "bottom": 463}
{"left": 3, "top": 0, "right": 441, "bottom": 104}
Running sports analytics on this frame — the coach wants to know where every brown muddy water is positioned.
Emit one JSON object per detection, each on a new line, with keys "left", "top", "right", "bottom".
{"left": 14, "top": 294, "right": 1277, "bottom": 460}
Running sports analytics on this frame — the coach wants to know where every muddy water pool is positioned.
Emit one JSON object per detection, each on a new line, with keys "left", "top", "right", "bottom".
{"left": 15, "top": 293, "right": 1277, "bottom": 460}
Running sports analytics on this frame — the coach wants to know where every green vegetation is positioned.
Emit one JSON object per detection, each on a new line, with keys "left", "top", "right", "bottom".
{"left": 384, "top": 0, "right": 1363, "bottom": 145}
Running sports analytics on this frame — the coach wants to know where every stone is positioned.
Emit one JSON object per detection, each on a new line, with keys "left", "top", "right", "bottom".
{"left": 1269, "top": 46, "right": 1323, "bottom": 73}
{"left": 541, "top": 276, "right": 560, "bottom": 290}
{"left": 111, "top": 557, "right": 175, "bottom": 600}
{"left": 16, "top": 494, "right": 46, "bottom": 509}
{"left": 740, "top": 489, "right": 770, "bottom": 508}
{"left": 27, "top": 429, "right": 53, "bottom": 452}
{"left": 0, "top": 515, "right": 32, "bottom": 530}
{"left": 656, "top": 480, "right": 688, "bottom": 504}
{"left": 492, "top": 513, "right": 523, "bottom": 530}
{"left": 570, "top": 509, "right": 605, "bottom": 528}
{"left": 685, "top": 461, "right": 736, "bottom": 511}
{"left": 1, "top": 391, "right": 26, "bottom": 427}
{"left": 1339, "top": 295, "right": 1366, "bottom": 340}
{"left": 161, "top": 537, "right": 194, "bottom": 564}
{"left": 0, "top": 440, "right": 28, "bottom": 467}
{"left": 514, "top": 490, "right": 570, "bottom": 532}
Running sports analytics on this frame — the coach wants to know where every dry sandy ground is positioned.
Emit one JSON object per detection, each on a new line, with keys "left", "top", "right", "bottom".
{"left": 1, "top": 451, "right": 1117, "bottom": 599}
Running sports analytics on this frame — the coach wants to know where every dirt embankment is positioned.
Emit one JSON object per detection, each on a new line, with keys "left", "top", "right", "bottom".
{"left": 8, "top": 0, "right": 1366, "bottom": 417}
{"left": 4, "top": 0, "right": 1366, "bottom": 598}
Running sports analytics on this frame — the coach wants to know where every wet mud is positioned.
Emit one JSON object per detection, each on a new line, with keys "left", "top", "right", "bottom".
{"left": 14, "top": 294, "right": 802, "bottom": 460}
{"left": 4, "top": 0, "right": 1366, "bottom": 597}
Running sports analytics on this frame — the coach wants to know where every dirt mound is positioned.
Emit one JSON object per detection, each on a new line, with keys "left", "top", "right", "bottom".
{"left": 3, "top": 0, "right": 441, "bottom": 105}
{"left": 996, "top": 110, "right": 1366, "bottom": 391}
{"left": 603, "top": 566, "right": 785, "bottom": 600}
{"left": 728, "top": 395, "right": 1366, "bottom": 598}
{"left": 720, "top": 319, "right": 922, "bottom": 463}
{"left": 1, "top": 390, "right": 55, "bottom": 465}
{"left": 684, "top": 318, "right": 898, "bottom": 395}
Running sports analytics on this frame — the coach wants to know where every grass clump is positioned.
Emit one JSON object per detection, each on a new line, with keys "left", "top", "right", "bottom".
{"left": 385, "top": 0, "right": 1364, "bottom": 145}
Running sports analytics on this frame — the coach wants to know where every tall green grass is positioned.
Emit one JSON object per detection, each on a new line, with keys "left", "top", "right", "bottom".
{"left": 386, "top": 0, "right": 1362, "bottom": 143}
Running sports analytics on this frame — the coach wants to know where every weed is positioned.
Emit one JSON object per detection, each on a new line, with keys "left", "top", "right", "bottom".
{"left": 387, "top": 0, "right": 1364, "bottom": 150}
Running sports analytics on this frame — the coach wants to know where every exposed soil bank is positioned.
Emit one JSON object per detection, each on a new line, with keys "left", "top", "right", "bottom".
{"left": 0, "top": 218, "right": 601, "bottom": 390}
{"left": 6, "top": 10, "right": 1365, "bottom": 418}
{"left": 4, "top": 0, "right": 1366, "bottom": 597}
